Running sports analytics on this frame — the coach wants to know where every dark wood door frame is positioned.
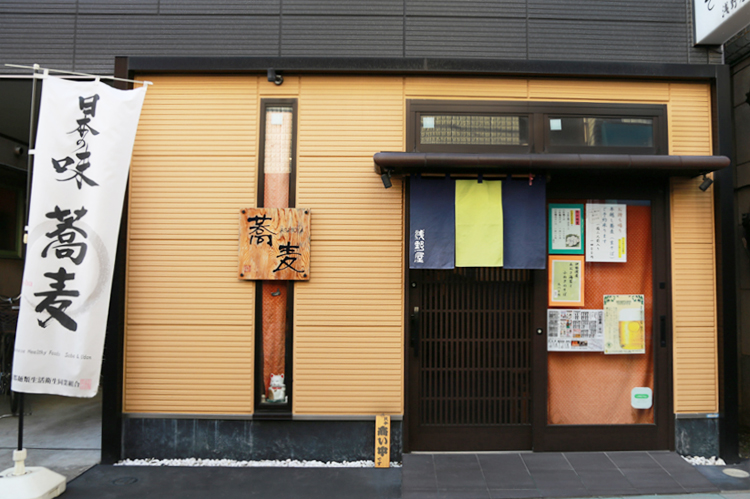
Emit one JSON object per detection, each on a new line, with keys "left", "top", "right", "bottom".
{"left": 404, "top": 174, "right": 673, "bottom": 453}
{"left": 401, "top": 99, "right": 674, "bottom": 453}
{"left": 531, "top": 174, "right": 673, "bottom": 452}
{"left": 406, "top": 268, "right": 534, "bottom": 451}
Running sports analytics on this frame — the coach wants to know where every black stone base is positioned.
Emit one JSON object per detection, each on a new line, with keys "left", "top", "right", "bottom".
{"left": 675, "top": 417, "right": 719, "bottom": 457}
{"left": 122, "top": 417, "right": 402, "bottom": 462}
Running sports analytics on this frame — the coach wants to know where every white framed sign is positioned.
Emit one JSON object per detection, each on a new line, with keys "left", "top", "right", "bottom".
{"left": 694, "top": 0, "right": 750, "bottom": 45}
{"left": 586, "top": 203, "right": 626, "bottom": 263}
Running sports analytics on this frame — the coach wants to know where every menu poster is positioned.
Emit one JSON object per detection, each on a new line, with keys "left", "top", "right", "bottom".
{"left": 548, "top": 255, "right": 585, "bottom": 307}
{"left": 603, "top": 294, "right": 646, "bottom": 354}
{"left": 549, "top": 204, "right": 584, "bottom": 254}
{"left": 586, "top": 204, "right": 627, "bottom": 262}
{"left": 547, "top": 309, "right": 604, "bottom": 352}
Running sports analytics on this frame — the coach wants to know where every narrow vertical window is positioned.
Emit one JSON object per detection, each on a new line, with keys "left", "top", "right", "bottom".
{"left": 256, "top": 100, "right": 297, "bottom": 411}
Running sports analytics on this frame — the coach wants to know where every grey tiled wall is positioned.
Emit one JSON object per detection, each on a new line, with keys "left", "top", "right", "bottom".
{"left": 1, "top": 0, "right": 717, "bottom": 74}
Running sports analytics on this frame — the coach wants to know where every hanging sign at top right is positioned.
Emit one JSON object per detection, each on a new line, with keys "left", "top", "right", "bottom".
{"left": 694, "top": 0, "right": 750, "bottom": 45}
{"left": 586, "top": 204, "right": 626, "bottom": 263}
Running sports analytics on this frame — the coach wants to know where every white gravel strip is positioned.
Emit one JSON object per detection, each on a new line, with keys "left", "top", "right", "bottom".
{"left": 116, "top": 458, "right": 401, "bottom": 468}
{"left": 681, "top": 455, "right": 726, "bottom": 466}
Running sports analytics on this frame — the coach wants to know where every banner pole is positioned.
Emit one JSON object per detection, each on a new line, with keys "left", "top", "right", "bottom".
{"left": 4, "top": 63, "right": 152, "bottom": 86}
{"left": 23, "top": 66, "right": 40, "bottom": 244}
{"left": 16, "top": 396, "right": 22, "bottom": 452}
{"left": 15, "top": 63, "right": 42, "bottom": 460}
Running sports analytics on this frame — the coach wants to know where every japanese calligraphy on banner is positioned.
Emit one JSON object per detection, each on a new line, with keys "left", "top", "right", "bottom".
{"left": 13, "top": 76, "right": 147, "bottom": 397}
{"left": 549, "top": 204, "right": 583, "bottom": 254}
{"left": 239, "top": 208, "right": 311, "bottom": 280}
{"left": 409, "top": 175, "right": 455, "bottom": 269}
{"left": 548, "top": 255, "right": 585, "bottom": 307}
{"left": 586, "top": 204, "right": 626, "bottom": 263}
{"left": 603, "top": 295, "right": 645, "bottom": 355}
{"left": 547, "top": 309, "right": 604, "bottom": 352}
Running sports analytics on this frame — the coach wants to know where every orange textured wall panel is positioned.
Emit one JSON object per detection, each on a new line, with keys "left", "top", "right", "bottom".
{"left": 547, "top": 204, "right": 654, "bottom": 425}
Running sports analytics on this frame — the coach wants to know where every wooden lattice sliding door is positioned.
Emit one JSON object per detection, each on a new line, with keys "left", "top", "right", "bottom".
{"left": 407, "top": 267, "right": 534, "bottom": 451}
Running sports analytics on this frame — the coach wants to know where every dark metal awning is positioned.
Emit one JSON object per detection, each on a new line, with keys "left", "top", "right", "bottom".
{"left": 373, "top": 152, "right": 730, "bottom": 178}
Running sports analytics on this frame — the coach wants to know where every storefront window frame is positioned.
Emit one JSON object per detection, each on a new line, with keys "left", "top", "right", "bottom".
{"left": 416, "top": 113, "right": 532, "bottom": 152}
{"left": 254, "top": 98, "right": 298, "bottom": 416}
{"left": 404, "top": 99, "right": 673, "bottom": 451}
{"left": 532, "top": 176, "right": 672, "bottom": 451}
{"left": 408, "top": 100, "right": 667, "bottom": 156}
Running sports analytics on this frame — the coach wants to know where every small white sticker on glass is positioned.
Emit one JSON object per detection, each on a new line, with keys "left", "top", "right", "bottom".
{"left": 423, "top": 117, "right": 435, "bottom": 129}
{"left": 271, "top": 113, "right": 284, "bottom": 125}
{"left": 631, "top": 387, "right": 653, "bottom": 409}
{"left": 550, "top": 119, "right": 562, "bottom": 131}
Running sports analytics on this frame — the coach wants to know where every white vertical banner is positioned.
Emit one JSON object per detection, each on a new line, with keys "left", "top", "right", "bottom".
{"left": 12, "top": 76, "right": 147, "bottom": 397}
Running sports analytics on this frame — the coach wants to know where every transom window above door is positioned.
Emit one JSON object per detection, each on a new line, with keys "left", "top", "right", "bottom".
{"left": 409, "top": 100, "right": 667, "bottom": 155}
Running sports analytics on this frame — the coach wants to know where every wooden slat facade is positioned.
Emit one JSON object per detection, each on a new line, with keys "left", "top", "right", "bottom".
{"left": 668, "top": 83, "right": 718, "bottom": 414}
{"left": 125, "top": 76, "right": 258, "bottom": 414}
{"left": 125, "top": 75, "right": 717, "bottom": 416}
{"left": 294, "top": 78, "right": 405, "bottom": 415}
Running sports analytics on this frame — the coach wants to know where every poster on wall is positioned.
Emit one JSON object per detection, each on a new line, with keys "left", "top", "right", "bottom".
{"left": 549, "top": 204, "right": 584, "bottom": 254}
{"left": 603, "top": 294, "right": 645, "bottom": 354}
{"left": 548, "top": 255, "right": 585, "bottom": 307}
{"left": 586, "top": 203, "right": 626, "bottom": 262}
{"left": 547, "top": 309, "right": 604, "bottom": 352}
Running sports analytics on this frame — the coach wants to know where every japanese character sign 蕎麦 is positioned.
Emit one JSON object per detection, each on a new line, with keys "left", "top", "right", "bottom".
{"left": 239, "top": 208, "right": 311, "bottom": 280}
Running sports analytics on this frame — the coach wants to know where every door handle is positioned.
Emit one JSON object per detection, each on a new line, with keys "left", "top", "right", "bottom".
{"left": 660, "top": 315, "right": 666, "bottom": 347}
{"left": 410, "top": 306, "right": 420, "bottom": 357}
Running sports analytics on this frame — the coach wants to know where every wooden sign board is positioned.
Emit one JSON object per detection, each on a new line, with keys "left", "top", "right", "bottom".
{"left": 375, "top": 414, "right": 391, "bottom": 468}
{"left": 239, "top": 208, "right": 310, "bottom": 280}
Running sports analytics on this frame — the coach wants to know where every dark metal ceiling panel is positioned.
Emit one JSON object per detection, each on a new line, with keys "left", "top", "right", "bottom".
{"left": 159, "top": 0, "right": 280, "bottom": 15}
{"left": 406, "top": 17, "right": 527, "bottom": 59}
{"left": 281, "top": 16, "right": 403, "bottom": 57}
{"left": 529, "top": 20, "right": 689, "bottom": 63}
{"left": 1, "top": 15, "right": 75, "bottom": 73}
{"left": 0, "top": 0, "right": 76, "bottom": 14}
{"left": 406, "top": 0, "right": 525, "bottom": 18}
{"left": 74, "top": 15, "right": 281, "bottom": 74}
{"left": 77, "top": 0, "right": 158, "bottom": 14}
{"left": 283, "top": 0, "right": 402, "bottom": 16}
{"left": 528, "top": 0, "right": 686, "bottom": 22}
